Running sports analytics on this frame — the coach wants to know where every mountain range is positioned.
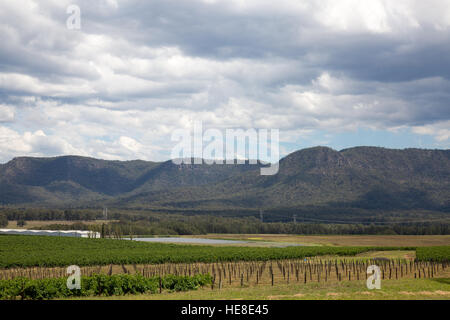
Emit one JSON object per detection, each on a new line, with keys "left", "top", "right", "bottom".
{"left": 1, "top": 146, "right": 449, "bottom": 221}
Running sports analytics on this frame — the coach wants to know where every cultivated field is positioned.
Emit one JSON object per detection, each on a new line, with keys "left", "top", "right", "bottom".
{"left": 1, "top": 235, "right": 413, "bottom": 268}
{"left": 83, "top": 275, "right": 450, "bottom": 300}
{"left": 184, "top": 234, "right": 450, "bottom": 247}
{"left": 3, "top": 252, "right": 449, "bottom": 300}
{"left": 0, "top": 235, "right": 449, "bottom": 300}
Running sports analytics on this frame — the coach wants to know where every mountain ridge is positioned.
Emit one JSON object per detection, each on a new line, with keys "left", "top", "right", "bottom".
{"left": 0, "top": 147, "right": 449, "bottom": 217}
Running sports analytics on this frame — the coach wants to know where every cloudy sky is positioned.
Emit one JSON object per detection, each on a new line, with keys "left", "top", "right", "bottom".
{"left": 0, "top": 0, "right": 449, "bottom": 163}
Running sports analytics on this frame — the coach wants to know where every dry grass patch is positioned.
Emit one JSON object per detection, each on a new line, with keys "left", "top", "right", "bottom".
{"left": 189, "top": 234, "right": 450, "bottom": 247}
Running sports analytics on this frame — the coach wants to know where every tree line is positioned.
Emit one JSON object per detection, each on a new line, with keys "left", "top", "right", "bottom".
{"left": 1, "top": 208, "right": 448, "bottom": 235}
{"left": 28, "top": 216, "right": 450, "bottom": 236}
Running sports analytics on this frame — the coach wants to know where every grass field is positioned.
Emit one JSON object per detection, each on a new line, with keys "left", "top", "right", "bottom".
{"left": 184, "top": 234, "right": 450, "bottom": 247}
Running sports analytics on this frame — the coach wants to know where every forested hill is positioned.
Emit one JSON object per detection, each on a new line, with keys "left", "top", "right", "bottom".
{"left": 0, "top": 147, "right": 449, "bottom": 218}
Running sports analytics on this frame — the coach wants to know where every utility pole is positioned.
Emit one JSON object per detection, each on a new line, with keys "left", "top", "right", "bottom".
{"left": 293, "top": 214, "right": 297, "bottom": 223}
{"left": 103, "top": 207, "right": 108, "bottom": 220}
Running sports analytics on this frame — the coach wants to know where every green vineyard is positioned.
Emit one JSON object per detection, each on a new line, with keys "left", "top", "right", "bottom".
{"left": 416, "top": 246, "right": 450, "bottom": 262}
{"left": 0, "top": 273, "right": 212, "bottom": 300}
{"left": 0, "top": 235, "right": 449, "bottom": 300}
{"left": 0, "top": 235, "right": 414, "bottom": 268}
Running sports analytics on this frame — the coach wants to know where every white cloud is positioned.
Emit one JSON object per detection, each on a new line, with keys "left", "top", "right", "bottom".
{"left": 412, "top": 121, "right": 450, "bottom": 143}
{"left": 0, "top": 0, "right": 448, "bottom": 163}
{"left": 0, "top": 105, "right": 15, "bottom": 122}
{"left": 0, "top": 127, "right": 84, "bottom": 162}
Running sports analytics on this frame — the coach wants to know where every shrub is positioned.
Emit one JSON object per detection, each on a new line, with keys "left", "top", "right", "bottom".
{"left": 0, "top": 274, "right": 212, "bottom": 300}
{"left": 0, "top": 213, "right": 7, "bottom": 228}
{"left": 416, "top": 246, "right": 450, "bottom": 262}
{"left": 17, "top": 220, "right": 26, "bottom": 227}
